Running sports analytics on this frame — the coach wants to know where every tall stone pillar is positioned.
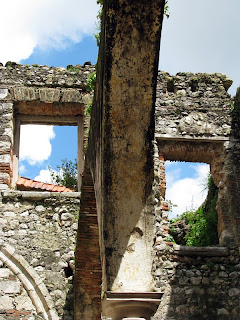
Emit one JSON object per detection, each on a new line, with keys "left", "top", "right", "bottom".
{"left": 86, "top": 0, "right": 165, "bottom": 318}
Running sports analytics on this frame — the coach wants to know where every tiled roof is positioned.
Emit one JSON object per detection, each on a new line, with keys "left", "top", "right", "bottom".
{"left": 16, "top": 176, "right": 75, "bottom": 192}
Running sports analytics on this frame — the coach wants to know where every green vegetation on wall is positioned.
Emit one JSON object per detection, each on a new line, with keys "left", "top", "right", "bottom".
{"left": 170, "top": 175, "right": 219, "bottom": 247}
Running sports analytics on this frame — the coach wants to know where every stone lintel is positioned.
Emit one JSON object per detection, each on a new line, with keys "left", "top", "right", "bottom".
{"left": 172, "top": 245, "right": 229, "bottom": 257}
{"left": 155, "top": 134, "right": 229, "bottom": 143}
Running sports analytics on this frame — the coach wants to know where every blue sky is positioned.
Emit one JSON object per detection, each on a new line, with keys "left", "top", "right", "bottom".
{"left": 18, "top": 35, "right": 98, "bottom": 182}
{"left": 21, "top": 36, "right": 98, "bottom": 68}
{"left": 1, "top": 0, "right": 240, "bottom": 216}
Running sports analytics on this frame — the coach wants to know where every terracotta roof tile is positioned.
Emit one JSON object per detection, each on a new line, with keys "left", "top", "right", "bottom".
{"left": 24, "top": 178, "right": 33, "bottom": 187}
{"left": 17, "top": 177, "right": 26, "bottom": 185}
{"left": 56, "top": 186, "right": 65, "bottom": 192}
{"left": 52, "top": 185, "right": 59, "bottom": 192}
{"left": 16, "top": 176, "right": 75, "bottom": 192}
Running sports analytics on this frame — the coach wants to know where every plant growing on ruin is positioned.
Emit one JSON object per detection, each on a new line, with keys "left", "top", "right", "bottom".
{"left": 94, "top": 0, "right": 103, "bottom": 47}
{"left": 48, "top": 159, "right": 77, "bottom": 190}
{"left": 86, "top": 72, "right": 96, "bottom": 92}
{"left": 169, "top": 175, "right": 218, "bottom": 247}
{"left": 66, "top": 64, "right": 80, "bottom": 73}
{"left": 85, "top": 72, "right": 96, "bottom": 116}
{"left": 164, "top": 1, "right": 170, "bottom": 18}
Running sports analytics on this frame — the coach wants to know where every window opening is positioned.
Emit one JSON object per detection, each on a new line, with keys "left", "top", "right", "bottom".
{"left": 165, "top": 161, "right": 210, "bottom": 220}
{"left": 19, "top": 124, "right": 77, "bottom": 189}
{"left": 13, "top": 115, "right": 84, "bottom": 191}
{"left": 164, "top": 161, "right": 218, "bottom": 246}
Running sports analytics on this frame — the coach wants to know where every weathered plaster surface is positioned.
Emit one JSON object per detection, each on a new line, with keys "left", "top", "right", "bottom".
{"left": 88, "top": 0, "right": 165, "bottom": 296}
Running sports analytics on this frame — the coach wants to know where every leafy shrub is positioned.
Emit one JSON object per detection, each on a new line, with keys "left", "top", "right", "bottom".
{"left": 49, "top": 159, "right": 77, "bottom": 190}
{"left": 169, "top": 176, "right": 218, "bottom": 247}
{"left": 86, "top": 72, "right": 96, "bottom": 93}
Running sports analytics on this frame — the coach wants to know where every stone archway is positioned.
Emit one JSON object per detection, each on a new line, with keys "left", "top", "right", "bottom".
{"left": 0, "top": 242, "right": 59, "bottom": 320}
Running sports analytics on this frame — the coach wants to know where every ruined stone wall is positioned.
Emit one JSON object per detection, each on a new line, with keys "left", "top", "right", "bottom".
{"left": 154, "top": 71, "right": 240, "bottom": 247}
{"left": 0, "top": 62, "right": 94, "bottom": 190}
{"left": 152, "top": 244, "right": 240, "bottom": 320}
{"left": 0, "top": 62, "right": 94, "bottom": 88}
{"left": 0, "top": 63, "right": 96, "bottom": 320}
{"left": 155, "top": 71, "right": 232, "bottom": 140}
{"left": 0, "top": 191, "right": 80, "bottom": 320}
{"left": 0, "top": 63, "right": 240, "bottom": 320}
{"left": 152, "top": 72, "right": 240, "bottom": 320}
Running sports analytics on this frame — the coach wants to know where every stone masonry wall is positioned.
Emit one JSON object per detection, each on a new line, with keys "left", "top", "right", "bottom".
{"left": 0, "top": 62, "right": 95, "bottom": 190}
{"left": 0, "top": 62, "right": 94, "bottom": 88}
{"left": 0, "top": 263, "right": 41, "bottom": 320}
{"left": 0, "top": 191, "right": 80, "bottom": 319}
{"left": 0, "top": 63, "right": 239, "bottom": 319}
{"left": 152, "top": 72, "right": 240, "bottom": 319}
{"left": 155, "top": 71, "right": 232, "bottom": 140}
{"left": 154, "top": 71, "right": 240, "bottom": 247}
{"left": 152, "top": 244, "right": 240, "bottom": 320}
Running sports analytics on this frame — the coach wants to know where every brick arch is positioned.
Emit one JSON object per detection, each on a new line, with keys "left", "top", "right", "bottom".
{"left": 0, "top": 242, "right": 59, "bottom": 320}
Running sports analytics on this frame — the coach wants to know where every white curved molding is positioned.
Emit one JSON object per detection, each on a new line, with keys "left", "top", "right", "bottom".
{"left": 0, "top": 241, "right": 59, "bottom": 320}
{"left": 103, "top": 292, "right": 163, "bottom": 320}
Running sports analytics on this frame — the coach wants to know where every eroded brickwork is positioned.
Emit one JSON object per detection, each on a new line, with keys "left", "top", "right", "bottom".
{"left": 74, "top": 162, "right": 102, "bottom": 320}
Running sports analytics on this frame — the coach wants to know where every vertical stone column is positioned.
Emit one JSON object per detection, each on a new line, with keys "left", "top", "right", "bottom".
{"left": 0, "top": 89, "right": 13, "bottom": 190}
{"left": 100, "top": 0, "right": 165, "bottom": 293}
{"left": 85, "top": 0, "right": 165, "bottom": 318}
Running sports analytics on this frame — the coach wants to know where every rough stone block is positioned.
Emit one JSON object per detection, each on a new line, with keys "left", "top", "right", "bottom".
{"left": 1, "top": 103, "right": 13, "bottom": 117}
{"left": 39, "top": 88, "right": 61, "bottom": 103}
{"left": 0, "top": 89, "right": 8, "bottom": 99}
{"left": 0, "top": 183, "right": 9, "bottom": 191}
{"left": 0, "top": 141, "right": 11, "bottom": 152}
{"left": 61, "top": 89, "right": 83, "bottom": 103}
{"left": 15, "top": 290, "right": 35, "bottom": 311}
{"left": 0, "top": 268, "right": 11, "bottom": 278}
{"left": 0, "top": 295, "right": 14, "bottom": 308}
{"left": 3, "top": 211, "right": 16, "bottom": 217}
{"left": 0, "top": 280, "right": 21, "bottom": 293}
{"left": 0, "top": 172, "right": 10, "bottom": 183}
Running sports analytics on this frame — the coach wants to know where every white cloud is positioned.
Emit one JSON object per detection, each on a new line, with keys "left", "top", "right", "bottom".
{"left": 19, "top": 125, "right": 55, "bottom": 165}
{"left": 0, "top": 0, "right": 99, "bottom": 63}
{"left": 34, "top": 167, "right": 63, "bottom": 184}
{"left": 166, "top": 163, "right": 210, "bottom": 219}
{"left": 34, "top": 168, "right": 54, "bottom": 183}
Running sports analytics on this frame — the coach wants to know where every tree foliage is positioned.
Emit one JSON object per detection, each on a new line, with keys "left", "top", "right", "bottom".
{"left": 49, "top": 159, "right": 78, "bottom": 190}
{"left": 170, "top": 176, "right": 218, "bottom": 247}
